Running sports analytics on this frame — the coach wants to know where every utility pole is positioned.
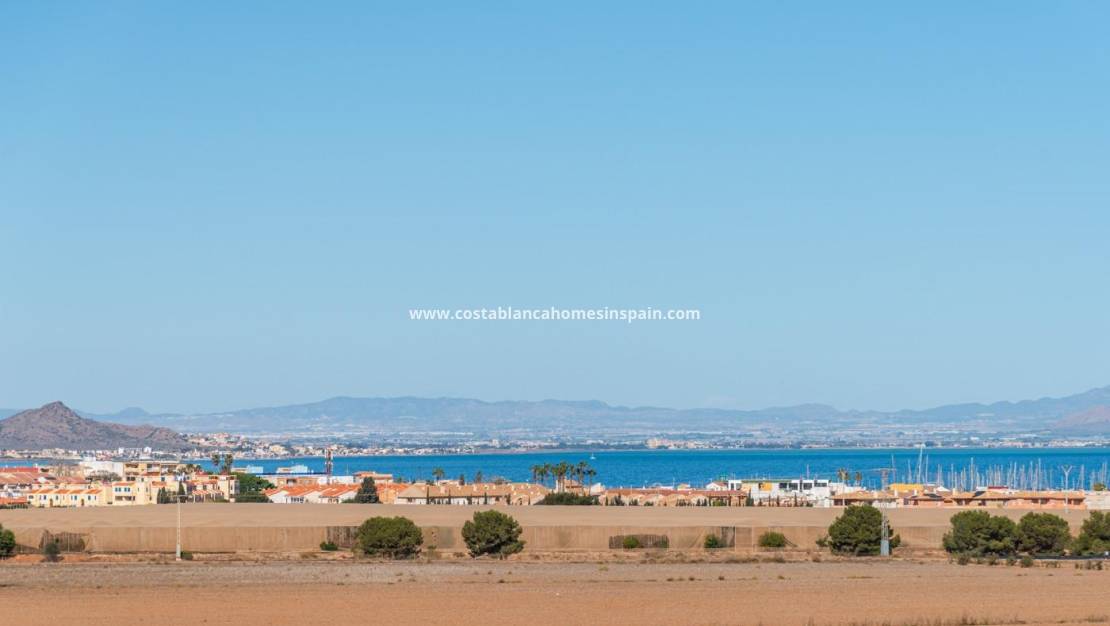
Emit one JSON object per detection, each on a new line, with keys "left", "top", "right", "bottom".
{"left": 175, "top": 473, "right": 184, "bottom": 561}
{"left": 880, "top": 467, "right": 891, "bottom": 557}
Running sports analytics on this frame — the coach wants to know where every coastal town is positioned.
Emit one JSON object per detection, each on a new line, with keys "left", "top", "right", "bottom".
{"left": 4, "top": 455, "right": 1108, "bottom": 511}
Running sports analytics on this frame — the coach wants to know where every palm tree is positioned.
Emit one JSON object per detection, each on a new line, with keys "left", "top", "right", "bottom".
{"left": 432, "top": 467, "right": 445, "bottom": 483}
{"left": 552, "top": 461, "right": 571, "bottom": 493}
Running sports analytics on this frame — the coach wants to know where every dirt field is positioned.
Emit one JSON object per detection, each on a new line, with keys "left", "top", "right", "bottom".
{"left": 1, "top": 559, "right": 1107, "bottom": 626}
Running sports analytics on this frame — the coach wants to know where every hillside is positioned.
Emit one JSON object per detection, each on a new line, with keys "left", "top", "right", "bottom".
{"left": 0, "top": 401, "right": 189, "bottom": 451}
{"left": 1054, "top": 405, "right": 1110, "bottom": 434}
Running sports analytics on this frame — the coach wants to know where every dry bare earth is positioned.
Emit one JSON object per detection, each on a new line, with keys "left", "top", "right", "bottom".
{"left": 1, "top": 560, "right": 1107, "bottom": 626}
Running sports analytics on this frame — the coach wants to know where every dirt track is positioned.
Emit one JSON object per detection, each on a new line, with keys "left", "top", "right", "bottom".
{"left": 1, "top": 559, "right": 1107, "bottom": 626}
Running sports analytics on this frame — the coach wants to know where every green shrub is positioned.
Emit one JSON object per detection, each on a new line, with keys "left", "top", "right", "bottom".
{"left": 942, "top": 511, "right": 1017, "bottom": 557}
{"left": 42, "top": 540, "right": 61, "bottom": 563}
{"left": 1019, "top": 555, "right": 1035, "bottom": 568}
{"left": 758, "top": 531, "right": 787, "bottom": 549}
{"left": 1016, "top": 512, "right": 1071, "bottom": 556}
{"left": 0, "top": 524, "right": 15, "bottom": 558}
{"left": 826, "top": 506, "right": 900, "bottom": 556}
{"left": 1093, "top": 482, "right": 1107, "bottom": 492}
{"left": 956, "top": 554, "right": 970, "bottom": 565}
{"left": 704, "top": 535, "right": 723, "bottom": 549}
{"left": 622, "top": 536, "right": 641, "bottom": 550}
{"left": 657, "top": 536, "right": 669, "bottom": 549}
{"left": 461, "top": 510, "right": 524, "bottom": 558}
{"left": 355, "top": 516, "right": 423, "bottom": 559}
{"left": 1072, "top": 511, "right": 1110, "bottom": 556}
{"left": 536, "top": 493, "right": 598, "bottom": 505}
{"left": 180, "top": 550, "right": 194, "bottom": 560}
{"left": 320, "top": 541, "right": 339, "bottom": 551}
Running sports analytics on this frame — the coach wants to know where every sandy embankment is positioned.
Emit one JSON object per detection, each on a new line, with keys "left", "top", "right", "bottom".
{"left": 1, "top": 504, "right": 1094, "bottom": 554}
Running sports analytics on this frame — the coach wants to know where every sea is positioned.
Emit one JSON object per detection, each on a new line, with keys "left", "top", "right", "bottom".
{"left": 215, "top": 448, "right": 1110, "bottom": 490}
{"left": 6, "top": 448, "right": 1109, "bottom": 490}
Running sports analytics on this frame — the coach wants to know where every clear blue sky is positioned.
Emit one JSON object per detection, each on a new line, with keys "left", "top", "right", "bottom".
{"left": 2, "top": 3, "right": 1109, "bottom": 414}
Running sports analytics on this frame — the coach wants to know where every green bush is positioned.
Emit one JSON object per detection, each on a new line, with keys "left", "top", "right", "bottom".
{"left": 42, "top": 540, "right": 61, "bottom": 562}
{"left": 1093, "top": 482, "right": 1106, "bottom": 492}
{"left": 1019, "top": 555, "right": 1035, "bottom": 568}
{"left": 0, "top": 524, "right": 15, "bottom": 558}
{"left": 826, "top": 506, "right": 900, "bottom": 556}
{"left": 461, "top": 510, "right": 524, "bottom": 558}
{"left": 623, "top": 535, "right": 642, "bottom": 549}
{"left": 1016, "top": 512, "right": 1071, "bottom": 556}
{"left": 355, "top": 516, "right": 423, "bottom": 559}
{"left": 758, "top": 531, "right": 787, "bottom": 549}
{"left": 1072, "top": 511, "right": 1110, "bottom": 556}
{"left": 704, "top": 535, "right": 723, "bottom": 549}
{"left": 320, "top": 541, "right": 339, "bottom": 551}
{"left": 536, "top": 493, "right": 598, "bottom": 505}
{"left": 180, "top": 550, "right": 194, "bottom": 560}
{"left": 942, "top": 511, "right": 1017, "bottom": 557}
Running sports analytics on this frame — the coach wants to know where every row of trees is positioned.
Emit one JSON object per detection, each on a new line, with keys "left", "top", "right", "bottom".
{"left": 943, "top": 510, "right": 1110, "bottom": 557}
{"left": 353, "top": 510, "right": 524, "bottom": 559}
{"left": 816, "top": 506, "right": 1110, "bottom": 558}
{"left": 530, "top": 461, "right": 596, "bottom": 493}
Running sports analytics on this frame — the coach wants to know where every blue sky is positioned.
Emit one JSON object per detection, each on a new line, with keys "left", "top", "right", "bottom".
{"left": 2, "top": 3, "right": 1109, "bottom": 414}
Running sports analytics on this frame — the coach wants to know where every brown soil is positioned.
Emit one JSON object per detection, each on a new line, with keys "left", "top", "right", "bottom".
{"left": 1, "top": 559, "right": 1106, "bottom": 626}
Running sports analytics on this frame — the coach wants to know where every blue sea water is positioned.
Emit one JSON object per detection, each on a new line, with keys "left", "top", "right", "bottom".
{"left": 216, "top": 448, "right": 1110, "bottom": 490}
{"left": 6, "top": 448, "right": 1108, "bottom": 490}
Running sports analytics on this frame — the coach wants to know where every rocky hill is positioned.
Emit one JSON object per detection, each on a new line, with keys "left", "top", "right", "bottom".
{"left": 0, "top": 401, "right": 189, "bottom": 451}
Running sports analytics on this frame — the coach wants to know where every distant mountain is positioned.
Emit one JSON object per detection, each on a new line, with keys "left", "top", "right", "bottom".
{"left": 7, "top": 385, "right": 1110, "bottom": 438}
{"left": 0, "top": 401, "right": 190, "bottom": 451}
{"left": 1054, "top": 405, "right": 1110, "bottom": 434}
{"left": 97, "top": 396, "right": 843, "bottom": 436}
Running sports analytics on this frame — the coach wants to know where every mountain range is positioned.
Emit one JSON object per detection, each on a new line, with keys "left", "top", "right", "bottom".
{"left": 3, "top": 385, "right": 1110, "bottom": 439}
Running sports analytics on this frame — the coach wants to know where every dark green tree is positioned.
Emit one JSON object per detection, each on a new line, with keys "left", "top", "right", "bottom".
{"left": 156, "top": 487, "right": 171, "bottom": 504}
{"left": 233, "top": 473, "right": 274, "bottom": 503}
{"left": 1016, "top": 512, "right": 1071, "bottom": 556}
{"left": 1072, "top": 511, "right": 1110, "bottom": 556}
{"left": 826, "top": 505, "right": 900, "bottom": 556}
{"left": 461, "top": 510, "right": 525, "bottom": 558}
{"left": 942, "top": 510, "right": 1018, "bottom": 557}
{"left": 354, "top": 516, "right": 423, "bottom": 558}
{"left": 353, "top": 477, "right": 380, "bottom": 504}
{"left": 0, "top": 523, "right": 15, "bottom": 558}
{"left": 42, "top": 539, "right": 61, "bottom": 562}
{"left": 536, "top": 492, "right": 598, "bottom": 505}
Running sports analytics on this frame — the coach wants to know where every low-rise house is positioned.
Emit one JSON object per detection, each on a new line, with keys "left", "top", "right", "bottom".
{"left": 831, "top": 490, "right": 901, "bottom": 508}
{"left": 600, "top": 487, "right": 746, "bottom": 507}
{"left": 394, "top": 482, "right": 549, "bottom": 505}
{"left": 264, "top": 484, "right": 360, "bottom": 503}
{"left": 28, "top": 487, "right": 106, "bottom": 507}
{"left": 949, "top": 489, "right": 1086, "bottom": 509}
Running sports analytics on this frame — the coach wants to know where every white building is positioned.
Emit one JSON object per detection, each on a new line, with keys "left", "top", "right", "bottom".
{"left": 726, "top": 478, "right": 841, "bottom": 507}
